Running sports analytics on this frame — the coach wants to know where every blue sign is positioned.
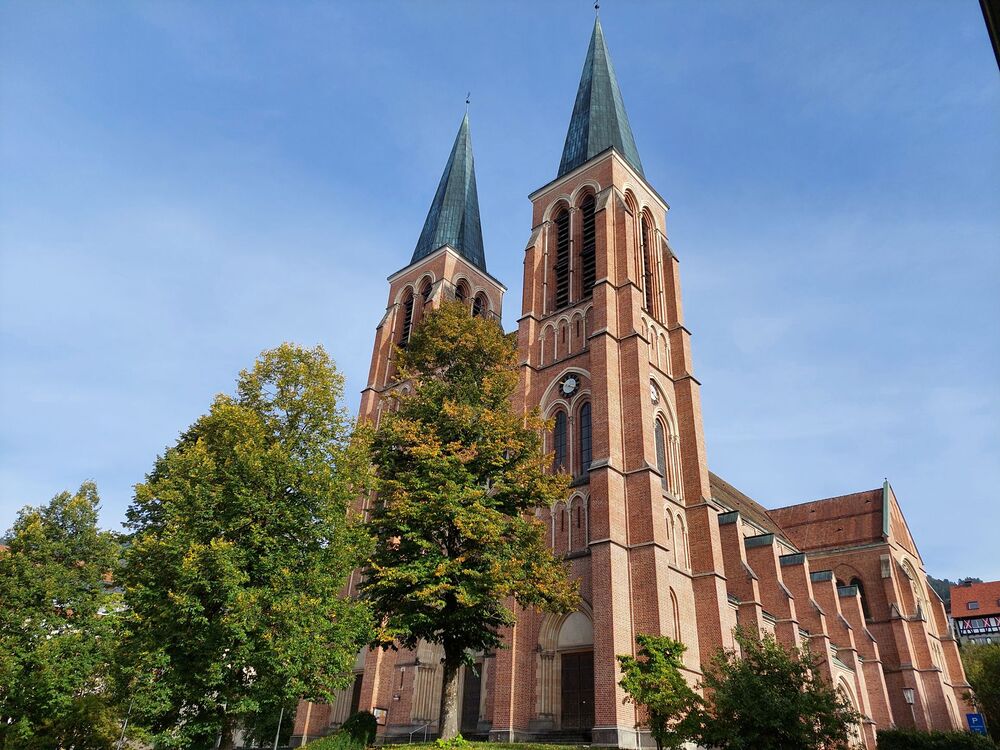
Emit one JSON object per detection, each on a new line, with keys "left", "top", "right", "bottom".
{"left": 967, "top": 713, "right": 987, "bottom": 735}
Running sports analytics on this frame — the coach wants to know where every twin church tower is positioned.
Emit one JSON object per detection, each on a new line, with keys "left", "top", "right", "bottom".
{"left": 293, "top": 17, "right": 973, "bottom": 749}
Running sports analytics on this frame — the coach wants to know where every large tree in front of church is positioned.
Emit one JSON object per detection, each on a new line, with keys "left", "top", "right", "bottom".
{"left": 360, "top": 301, "right": 578, "bottom": 739}
{"left": 120, "top": 344, "right": 374, "bottom": 750}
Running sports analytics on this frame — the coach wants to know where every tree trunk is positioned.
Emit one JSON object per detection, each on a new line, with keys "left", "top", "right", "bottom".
{"left": 438, "top": 656, "right": 461, "bottom": 741}
{"left": 219, "top": 714, "right": 237, "bottom": 750}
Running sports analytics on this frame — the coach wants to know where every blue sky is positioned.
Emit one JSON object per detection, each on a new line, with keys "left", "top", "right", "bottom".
{"left": 1, "top": 1, "right": 997, "bottom": 580}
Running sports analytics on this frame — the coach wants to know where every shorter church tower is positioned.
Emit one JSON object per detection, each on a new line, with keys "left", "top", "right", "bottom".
{"left": 292, "top": 113, "right": 505, "bottom": 744}
{"left": 357, "top": 112, "right": 506, "bottom": 428}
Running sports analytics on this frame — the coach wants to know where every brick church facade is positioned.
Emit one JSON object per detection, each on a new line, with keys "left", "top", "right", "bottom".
{"left": 293, "top": 18, "right": 973, "bottom": 749}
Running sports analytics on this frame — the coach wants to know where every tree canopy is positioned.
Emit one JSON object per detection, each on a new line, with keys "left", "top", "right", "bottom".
{"left": 692, "top": 628, "right": 861, "bottom": 750}
{"left": 360, "top": 301, "right": 578, "bottom": 739}
{"left": 0, "top": 483, "right": 123, "bottom": 750}
{"left": 121, "top": 344, "right": 373, "bottom": 749}
{"left": 963, "top": 642, "right": 1000, "bottom": 742}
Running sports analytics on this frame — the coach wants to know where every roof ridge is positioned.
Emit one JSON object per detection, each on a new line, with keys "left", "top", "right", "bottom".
{"left": 709, "top": 471, "right": 794, "bottom": 547}
{"left": 769, "top": 486, "right": 884, "bottom": 513}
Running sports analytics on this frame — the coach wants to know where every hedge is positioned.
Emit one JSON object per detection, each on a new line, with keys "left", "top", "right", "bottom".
{"left": 877, "top": 728, "right": 997, "bottom": 749}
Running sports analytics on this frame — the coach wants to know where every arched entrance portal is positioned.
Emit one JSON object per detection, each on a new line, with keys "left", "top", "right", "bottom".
{"left": 536, "top": 611, "right": 594, "bottom": 736}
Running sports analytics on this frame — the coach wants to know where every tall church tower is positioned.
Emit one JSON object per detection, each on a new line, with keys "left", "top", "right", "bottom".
{"left": 489, "top": 18, "right": 738, "bottom": 747}
{"left": 293, "top": 114, "right": 505, "bottom": 744}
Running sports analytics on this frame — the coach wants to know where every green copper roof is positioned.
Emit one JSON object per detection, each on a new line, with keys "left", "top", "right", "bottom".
{"left": 411, "top": 113, "right": 486, "bottom": 271}
{"left": 558, "top": 17, "right": 644, "bottom": 178}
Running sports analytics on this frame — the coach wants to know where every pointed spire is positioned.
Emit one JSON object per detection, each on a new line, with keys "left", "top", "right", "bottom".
{"left": 558, "top": 17, "right": 644, "bottom": 178}
{"left": 411, "top": 113, "right": 486, "bottom": 271}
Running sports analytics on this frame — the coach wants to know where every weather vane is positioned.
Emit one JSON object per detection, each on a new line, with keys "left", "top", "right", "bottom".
{"left": 594, "top": 0, "right": 600, "bottom": 14}
{"left": 466, "top": 92, "right": 471, "bottom": 112}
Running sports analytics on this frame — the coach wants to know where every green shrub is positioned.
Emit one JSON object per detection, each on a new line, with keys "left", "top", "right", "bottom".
{"left": 305, "top": 712, "right": 378, "bottom": 750}
{"left": 340, "top": 711, "right": 378, "bottom": 746}
{"left": 435, "top": 736, "right": 470, "bottom": 750}
{"left": 304, "top": 732, "right": 365, "bottom": 750}
{"left": 877, "top": 728, "right": 997, "bottom": 749}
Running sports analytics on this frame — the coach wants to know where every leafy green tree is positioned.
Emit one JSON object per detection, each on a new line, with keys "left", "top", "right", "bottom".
{"left": 692, "top": 628, "right": 861, "bottom": 750}
{"left": 617, "top": 634, "right": 699, "bottom": 750}
{"left": 121, "top": 344, "right": 374, "bottom": 749}
{"left": 0, "top": 483, "right": 123, "bottom": 750}
{"left": 360, "top": 301, "right": 579, "bottom": 739}
{"left": 963, "top": 642, "right": 1000, "bottom": 741}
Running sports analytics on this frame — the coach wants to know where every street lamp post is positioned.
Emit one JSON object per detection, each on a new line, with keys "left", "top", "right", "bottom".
{"left": 903, "top": 687, "right": 916, "bottom": 728}
{"left": 272, "top": 706, "right": 284, "bottom": 750}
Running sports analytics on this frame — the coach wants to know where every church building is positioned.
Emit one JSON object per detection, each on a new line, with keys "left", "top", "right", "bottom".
{"left": 292, "top": 18, "right": 973, "bottom": 749}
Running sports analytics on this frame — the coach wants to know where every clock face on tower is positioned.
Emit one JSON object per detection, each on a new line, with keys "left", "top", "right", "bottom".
{"left": 560, "top": 373, "right": 580, "bottom": 397}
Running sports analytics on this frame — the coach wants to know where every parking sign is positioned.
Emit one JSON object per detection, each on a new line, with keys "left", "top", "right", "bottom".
{"left": 967, "top": 713, "right": 987, "bottom": 735}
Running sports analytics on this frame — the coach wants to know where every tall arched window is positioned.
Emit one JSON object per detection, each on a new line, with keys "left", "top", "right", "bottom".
{"left": 455, "top": 280, "right": 469, "bottom": 305}
{"left": 472, "top": 292, "right": 488, "bottom": 318}
{"left": 580, "top": 195, "right": 596, "bottom": 297}
{"left": 554, "top": 208, "right": 571, "bottom": 309}
{"left": 553, "top": 411, "right": 567, "bottom": 472}
{"left": 676, "top": 514, "right": 688, "bottom": 569}
{"left": 850, "top": 577, "right": 872, "bottom": 620}
{"left": 399, "top": 289, "right": 415, "bottom": 345}
{"left": 902, "top": 559, "right": 926, "bottom": 618}
{"left": 654, "top": 419, "right": 668, "bottom": 490}
{"left": 670, "top": 588, "right": 681, "bottom": 642}
{"left": 640, "top": 215, "right": 654, "bottom": 312}
{"left": 578, "top": 402, "right": 592, "bottom": 474}
{"left": 420, "top": 278, "right": 432, "bottom": 305}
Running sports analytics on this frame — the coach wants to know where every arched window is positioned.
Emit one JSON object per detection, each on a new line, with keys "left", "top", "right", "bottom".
{"left": 399, "top": 289, "right": 415, "bottom": 345}
{"left": 554, "top": 208, "right": 571, "bottom": 309}
{"left": 670, "top": 588, "right": 681, "bottom": 642}
{"left": 640, "top": 215, "right": 654, "bottom": 312}
{"left": 420, "top": 278, "right": 432, "bottom": 305}
{"left": 472, "top": 292, "right": 488, "bottom": 318}
{"left": 902, "top": 559, "right": 926, "bottom": 618}
{"left": 850, "top": 577, "right": 872, "bottom": 620}
{"left": 553, "top": 411, "right": 567, "bottom": 472}
{"left": 580, "top": 195, "right": 596, "bottom": 297}
{"left": 654, "top": 419, "right": 668, "bottom": 490}
{"left": 579, "top": 402, "right": 592, "bottom": 474}
{"left": 676, "top": 514, "right": 688, "bottom": 569}
{"left": 455, "top": 280, "right": 469, "bottom": 305}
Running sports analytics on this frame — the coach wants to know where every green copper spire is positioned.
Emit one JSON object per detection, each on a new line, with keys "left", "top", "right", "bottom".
{"left": 412, "top": 113, "right": 486, "bottom": 271}
{"left": 558, "top": 17, "right": 644, "bottom": 178}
